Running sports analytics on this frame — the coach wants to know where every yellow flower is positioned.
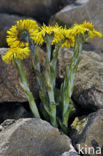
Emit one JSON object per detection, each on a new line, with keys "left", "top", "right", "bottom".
{"left": 41, "top": 24, "right": 57, "bottom": 36}
{"left": 81, "top": 21, "right": 94, "bottom": 31}
{"left": 82, "top": 21, "right": 102, "bottom": 38}
{"left": 30, "top": 21, "right": 102, "bottom": 48}
{"left": 7, "top": 19, "right": 39, "bottom": 48}
{"left": 32, "top": 24, "right": 65, "bottom": 45}
{"left": 31, "top": 31, "right": 44, "bottom": 45}
{"left": 58, "top": 28, "right": 74, "bottom": 48}
{"left": 52, "top": 27, "right": 65, "bottom": 45}
{"left": 69, "top": 21, "right": 102, "bottom": 39}
{"left": 70, "top": 24, "right": 87, "bottom": 37}
{"left": 2, "top": 47, "right": 30, "bottom": 64}
{"left": 61, "top": 37, "right": 75, "bottom": 48}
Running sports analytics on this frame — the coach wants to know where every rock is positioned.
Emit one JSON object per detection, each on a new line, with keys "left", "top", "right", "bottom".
{"left": 50, "top": 0, "right": 103, "bottom": 51}
{"left": 62, "top": 151, "right": 80, "bottom": 156}
{"left": 75, "top": 109, "right": 103, "bottom": 156}
{"left": 1, "top": 119, "right": 15, "bottom": 128}
{"left": 57, "top": 0, "right": 76, "bottom": 10}
{"left": 0, "top": 14, "right": 35, "bottom": 47}
{"left": 0, "top": 125, "right": 3, "bottom": 131}
{"left": 61, "top": 145, "right": 80, "bottom": 156}
{"left": 0, "top": 47, "right": 45, "bottom": 102}
{"left": 0, "top": 102, "right": 32, "bottom": 124}
{"left": 58, "top": 48, "right": 103, "bottom": 111}
{"left": 0, "top": 0, "right": 60, "bottom": 23}
{"left": 0, "top": 118, "right": 72, "bottom": 156}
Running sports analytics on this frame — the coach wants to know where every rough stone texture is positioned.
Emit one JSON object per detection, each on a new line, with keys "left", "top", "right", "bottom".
{"left": 61, "top": 148, "right": 80, "bottom": 156}
{"left": 50, "top": 0, "right": 103, "bottom": 51}
{"left": 58, "top": 48, "right": 103, "bottom": 111}
{"left": 0, "top": 14, "right": 35, "bottom": 47}
{"left": 76, "top": 109, "right": 103, "bottom": 156}
{"left": 62, "top": 151, "right": 80, "bottom": 156}
{"left": 0, "top": 47, "right": 45, "bottom": 102}
{"left": 0, "top": 118, "right": 71, "bottom": 156}
{"left": 0, "top": 125, "right": 3, "bottom": 131}
{"left": 61, "top": 142, "right": 80, "bottom": 156}
{"left": 0, "top": 0, "right": 60, "bottom": 23}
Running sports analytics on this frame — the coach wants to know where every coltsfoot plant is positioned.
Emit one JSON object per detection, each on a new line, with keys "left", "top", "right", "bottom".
{"left": 2, "top": 19, "right": 102, "bottom": 133}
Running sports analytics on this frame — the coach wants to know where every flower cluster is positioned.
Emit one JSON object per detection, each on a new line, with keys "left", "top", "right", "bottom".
{"left": 2, "top": 19, "right": 39, "bottom": 64}
{"left": 1, "top": 19, "right": 103, "bottom": 133}
{"left": 2, "top": 20, "right": 102, "bottom": 64}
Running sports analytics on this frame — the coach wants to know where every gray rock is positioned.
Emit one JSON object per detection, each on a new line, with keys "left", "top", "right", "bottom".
{"left": 76, "top": 109, "right": 103, "bottom": 156}
{"left": 0, "top": 125, "right": 3, "bottom": 131}
{"left": 58, "top": 48, "right": 103, "bottom": 111}
{"left": 0, "top": 118, "right": 71, "bottom": 156}
{"left": 0, "top": 0, "right": 60, "bottom": 23}
{"left": 50, "top": 0, "right": 103, "bottom": 51}
{"left": 61, "top": 145, "right": 80, "bottom": 156}
{"left": 61, "top": 151, "right": 80, "bottom": 156}
{"left": 1, "top": 119, "right": 15, "bottom": 129}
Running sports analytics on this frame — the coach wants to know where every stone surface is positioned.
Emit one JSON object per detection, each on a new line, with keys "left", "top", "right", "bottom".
{"left": 58, "top": 48, "right": 103, "bottom": 111}
{"left": 0, "top": 125, "right": 3, "bottom": 131}
{"left": 75, "top": 109, "right": 103, "bottom": 156}
{"left": 0, "top": 47, "right": 45, "bottom": 102}
{"left": 0, "top": 14, "right": 35, "bottom": 47}
{"left": 0, "top": 0, "right": 60, "bottom": 23}
{"left": 0, "top": 118, "right": 71, "bottom": 156}
{"left": 50, "top": 0, "right": 103, "bottom": 51}
{"left": 62, "top": 151, "right": 80, "bottom": 156}
{"left": 61, "top": 146, "right": 80, "bottom": 156}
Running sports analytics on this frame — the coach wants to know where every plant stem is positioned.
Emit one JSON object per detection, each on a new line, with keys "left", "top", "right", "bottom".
{"left": 46, "top": 40, "right": 51, "bottom": 62}
{"left": 15, "top": 59, "right": 40, "bottom": 118}
{"left": 45, "top": 58, "right": 57, "bottom": 127}
{"left": 45, "top": 37, "right": 57, "bottom": 127}
{"left": 46, "top": 35, "right": 53, "bottom": 62}
{"left": 62, "top": 36, "right": 83, "bottom": 127}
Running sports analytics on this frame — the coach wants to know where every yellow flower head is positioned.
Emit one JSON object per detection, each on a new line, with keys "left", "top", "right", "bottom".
{"left": 2, "top": 47, "right": 30, "bottom": 64}
{"left": 81, "top": 21, "right": 102, "bottom": 39}
{"left": 61, "top": 37, "right": 75, "bottom": 48}
{"left": 81, "top": 21, "right": 94, "bottom": 31}
{"left": 61, "top": 28, "right": 75, "bottom": 48}
{"left": 52, "top": 27, "right": 65, "bottom": 45}
{"left": 32, "top": 24, "right": 65, "bottom": 45}
{"left": 70, "top": 24, "right": 87, "bottom": 37}
{"left": 7, "top": 19, "right": 39, "bottom": 48}
{"left": 69, "top": 21, "right": 102, "bottom": 40}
